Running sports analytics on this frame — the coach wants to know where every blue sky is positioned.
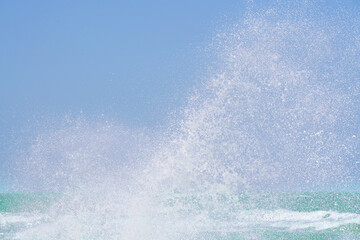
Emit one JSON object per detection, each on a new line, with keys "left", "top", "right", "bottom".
{"left": 0, "top": 0, "right": 246, "bottom": 188}
{"left": 0, "top": 0, "right": 244, "bottom": 127}
{"left": 1, "top": 0, "right": 360, "bottom": 192}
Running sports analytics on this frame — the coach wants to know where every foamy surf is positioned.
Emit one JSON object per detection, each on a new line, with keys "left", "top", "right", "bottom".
{"left": 8, "top": 206, "right": 360, "bottom": 240}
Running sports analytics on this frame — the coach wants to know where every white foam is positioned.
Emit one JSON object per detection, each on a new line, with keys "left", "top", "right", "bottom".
{"left": 13, "top": 208, "right": 360, "bottom": 240}
{"left": 240, "top": 209, "right": 360, "bottom": 231}
{"left": 0, "top": 213, "right": 45, "bottom": 227}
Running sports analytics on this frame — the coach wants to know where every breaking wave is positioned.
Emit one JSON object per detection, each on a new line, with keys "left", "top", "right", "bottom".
{"left": 6, "top": 1, "right": 360, "bottom": 239}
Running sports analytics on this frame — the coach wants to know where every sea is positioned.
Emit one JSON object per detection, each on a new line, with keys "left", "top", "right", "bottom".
{"left": 1, "top": 192, "right": 360, "bottom": 239}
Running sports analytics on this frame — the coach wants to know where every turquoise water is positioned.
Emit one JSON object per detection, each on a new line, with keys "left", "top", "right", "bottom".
{"left": 1, "top": 192, "right": 360, "bottom": 239}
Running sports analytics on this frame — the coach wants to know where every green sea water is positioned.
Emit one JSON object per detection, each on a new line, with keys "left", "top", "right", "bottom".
{"left": 0, "top": 193, "right": 57, "bottom": 214}
{"left": 1, "top": 192, "right": 360, "bottom": 240}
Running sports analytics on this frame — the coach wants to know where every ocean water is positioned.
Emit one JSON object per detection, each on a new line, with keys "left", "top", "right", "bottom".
{"left": 1, "top": 193, "right": 360, "bottom": 239}
{"left": 4, "top": 1, "right": 360, "bottom": 239}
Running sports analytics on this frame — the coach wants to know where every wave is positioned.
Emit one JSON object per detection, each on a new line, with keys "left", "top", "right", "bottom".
{"left": 6, "top": 0, "right": 360, "bottom": 239}
{"left": 6, "top": 208, "right": 360, "bottom": 240}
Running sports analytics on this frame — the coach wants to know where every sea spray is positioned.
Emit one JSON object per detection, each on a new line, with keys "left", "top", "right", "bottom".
{"left": 7, "top": 1, "right": 360, "bottom": 239}
{"left": 140, "top": 0, "right": 360, "bottom": 194}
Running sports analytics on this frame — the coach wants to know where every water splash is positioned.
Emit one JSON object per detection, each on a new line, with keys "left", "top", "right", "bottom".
{"left": 142, "top": 0, "right": 360, "bottom": 193}
{"left": 9, "top": 1, "right": 360, "bottom": 239}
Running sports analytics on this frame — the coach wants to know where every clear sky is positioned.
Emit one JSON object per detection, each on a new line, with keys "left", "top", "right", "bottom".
{"left": 0, "top": 1, "right": 247, "bottom": 126}
{"left": 0, "top": 0, "right": 248, "bottom": 189}
{"left": 1, "top": 0, "right": 359, "bottom": 192}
